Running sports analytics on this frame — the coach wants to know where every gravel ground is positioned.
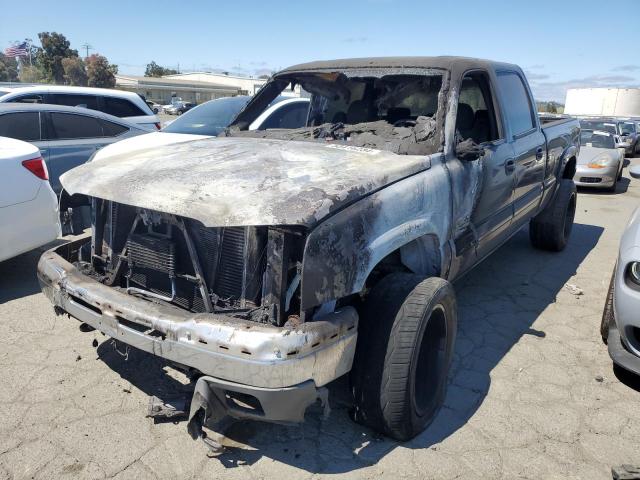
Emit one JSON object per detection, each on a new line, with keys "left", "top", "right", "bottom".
{"left": 2, "top": 162, "right": 640, "bottom": 479}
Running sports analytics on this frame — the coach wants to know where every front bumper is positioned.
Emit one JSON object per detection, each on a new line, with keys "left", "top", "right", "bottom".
{"left": 608, "top": 321, "right": 640, "bottom": 376}
{"left": 38, "top": 237, "right": 358, "bottom": 424}
{"left": 574, "top": 164, "right": 618, "bottom": 188}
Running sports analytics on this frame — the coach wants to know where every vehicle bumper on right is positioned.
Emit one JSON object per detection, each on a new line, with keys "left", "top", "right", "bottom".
{"left": 611, "top": 245, "right": 640, "bottom": 375}
{"left": 574, "top": 164, "right": 618, "bottom": 188}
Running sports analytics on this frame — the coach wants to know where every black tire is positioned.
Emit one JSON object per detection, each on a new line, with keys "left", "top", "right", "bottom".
{"left": 350, "top": 273, "right": 457, "bottom": 441}
{"left": 529, "top": 178, "right": 577, "bottom": 252}
{"left": 617, "top": 161, "right": 624, "bottom": 181}
{"left": 601, "top": 267, "right": 616, "bottom": 344}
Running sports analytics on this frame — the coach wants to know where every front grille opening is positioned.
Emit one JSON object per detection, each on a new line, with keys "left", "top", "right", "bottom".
{"left": 117, "top": 316, "right": 149, "bottom": 333}
{"left": 580, "top": 177, "right": 602, "bottom": 183}
{"left": 70, "top": 295, "right": 102, "bottom": 316}
{"left": 225, "top": 391, "right": 264, "bottom": 416}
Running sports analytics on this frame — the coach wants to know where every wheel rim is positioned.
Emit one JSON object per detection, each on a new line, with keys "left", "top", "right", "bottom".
{"left": 414, "top": 304, "right": 448, "bottom": 418}
{"left": 563, "top": 192, "right": 577, "bottom": 240}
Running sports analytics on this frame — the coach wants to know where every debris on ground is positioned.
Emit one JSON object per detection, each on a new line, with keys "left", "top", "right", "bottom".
{"left": 595, "top": 375, "right": 604, "bottom": 382}
{"left": 565, "top": 283, "right": 584, "bottom": 296}
{"left": 92, "top": 339, "right": 98, "bottom": 348}
{"left": 75, "top": 355, "right": 81, "bottom": 362}
{"left": 612, "top": 464, "right": 640, "bottom": 479}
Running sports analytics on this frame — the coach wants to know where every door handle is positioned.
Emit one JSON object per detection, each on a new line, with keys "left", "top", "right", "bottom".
{"left": 536, "top": 147, "right": 544, "bottom": 160}
{"left": 505, "top": 159, "right": 515, "bottom": 174}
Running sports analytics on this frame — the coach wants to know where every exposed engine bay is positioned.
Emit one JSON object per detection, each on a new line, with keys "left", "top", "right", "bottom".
{"left": 79, "top": 199, "right": 306, "bottom": 326}
{"left": 226, "top": 70, "right": 446, "bottom": 156}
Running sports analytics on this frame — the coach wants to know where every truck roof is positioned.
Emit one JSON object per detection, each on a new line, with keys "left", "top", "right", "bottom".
{"left": 278, "top": 56, "right": 520, "bottom": 74}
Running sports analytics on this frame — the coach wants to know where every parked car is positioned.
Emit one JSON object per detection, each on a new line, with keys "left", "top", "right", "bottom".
{"left": 176, "top": 102, "right": 196, "bottom": 115}
{"left": 38, "top": 57, "right": 580, "bottom": 448}
{"left": 145, "top": 100, "right": 162, "bottom": 114}
{"left": 0, "top": 137, "right": 60, "bottom": 262}
{"left": 601, "top": 178, "right": 640, "bottom": 375}
{"left": 0, "top": 85, "right": 160, "bottom": 131}
{"left": 0, "top": 103, "right": 147, "bottom": 232}
{"left": 580, "top": 118, "right": 639, "bottom": 156}
{"left": 574, "top": 128, "right": 625, "bottom": 191}
{"left": 89, "top": 96, "right": 310, "bottom": 161}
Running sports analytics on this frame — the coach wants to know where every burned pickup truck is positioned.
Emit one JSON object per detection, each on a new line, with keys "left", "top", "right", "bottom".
{"left": 38, "top": 57, "right": 580, "bottom": 447}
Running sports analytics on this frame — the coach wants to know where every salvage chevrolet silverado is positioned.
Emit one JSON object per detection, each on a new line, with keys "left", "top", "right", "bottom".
{"left": 38, "top": 57, "right": 580, "bottom": 449}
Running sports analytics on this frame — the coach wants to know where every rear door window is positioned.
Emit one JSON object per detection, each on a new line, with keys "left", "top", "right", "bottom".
{"left": 0, "top": 112, "right": 41, "bottom": 140}
{"left": 11, "top": 94, "right": 45, "bottom": 104}
{"left": 49, "top": 112, "right": 103, "bottom": 140}
{"left": 50, "top": 93, "right": 99, "bottom": 110}
{"left": 100, "top": 119, "right": 129, "bottom": 137}
{"left": 259, "top": 102, "right": 309, "bottom": 130}
{"left": 496, "top": 72, "right": 535, "bottom": 136}
{"left": 102, "top": 97, "right": 145, "bottom": 117}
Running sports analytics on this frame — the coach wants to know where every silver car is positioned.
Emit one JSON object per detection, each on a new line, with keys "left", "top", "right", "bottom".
{"left": 0, "top": 103, "right": 146, "bottom": 231}
{"left": 574, "top": 129, "right": 625, "bottom": 191}
{"left": 602, "top": 179, "right": 640, "bottom": 374}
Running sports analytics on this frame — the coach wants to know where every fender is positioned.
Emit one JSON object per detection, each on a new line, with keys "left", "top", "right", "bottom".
{"left": 558, "top": 145, "right": 578, "bottom": 179}
{"left": 300, "top": 159, "right": 452, "bottom": 310}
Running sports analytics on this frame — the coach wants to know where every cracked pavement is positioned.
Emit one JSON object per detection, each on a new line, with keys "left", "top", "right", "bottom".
{"left": 2, "top": 166, "right": 640, "bottom": 479}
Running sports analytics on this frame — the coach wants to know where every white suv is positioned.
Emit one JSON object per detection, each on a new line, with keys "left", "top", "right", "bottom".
{"left": 0, "top": 85, "right": 160, "bottom": 131}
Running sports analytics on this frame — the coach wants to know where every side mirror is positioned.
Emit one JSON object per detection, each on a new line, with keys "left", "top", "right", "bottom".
{"left": 629, "top": 165, "right": 640, "bottom": 179}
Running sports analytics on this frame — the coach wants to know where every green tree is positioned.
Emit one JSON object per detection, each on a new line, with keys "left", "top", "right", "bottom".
{"left": 145, "top": 61, "right": 178, "bottom": 77}
{"left": 19, "top": 64, "right": 47, "bottom": 83}
{"left": 86, "top": 54, "right": 116, "bottom": 88}
{"left": 37, "top": 32, "right": 78, "bottom": 83}
{"left": 0, "top": 53, "right": 19, "bottom": 82}
{"left": 62, "top": 56, "right": 87, "bottom": 86}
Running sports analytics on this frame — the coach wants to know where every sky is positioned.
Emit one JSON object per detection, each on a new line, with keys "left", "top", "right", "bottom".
{"left": 0, "top": 0, "right": 638, "bottom": 102}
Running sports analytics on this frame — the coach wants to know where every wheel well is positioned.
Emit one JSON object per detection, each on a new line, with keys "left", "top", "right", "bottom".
{"left": 563, "top": 157, "right": 576, "bottom": 179}
{"left": 364, "top": 235, "right": 442, "bottom": 292}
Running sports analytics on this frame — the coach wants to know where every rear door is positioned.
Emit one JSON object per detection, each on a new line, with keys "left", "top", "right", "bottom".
{"left": 43, "top": 111, "right": 108, "bottom": 194}
{"left": 455, "top": 71, "right": 514, "bottom": 264}
{"left": 495, "top": 71, "right": 545, "bottom": 224}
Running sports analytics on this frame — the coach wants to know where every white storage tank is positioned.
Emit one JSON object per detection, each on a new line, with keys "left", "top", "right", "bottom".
{"left": 564, "top": 88, "right": 640, "bottom": 117}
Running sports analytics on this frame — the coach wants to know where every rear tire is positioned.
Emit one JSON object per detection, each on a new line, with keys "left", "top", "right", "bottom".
{"left": 529, "top": 179, "right": 577, "bottom": 252}
{"left": 601, "top": 267, "right": 616, "bottom": 344}
{"left": 351, "top": 273, "right": 457, "bottom": 441}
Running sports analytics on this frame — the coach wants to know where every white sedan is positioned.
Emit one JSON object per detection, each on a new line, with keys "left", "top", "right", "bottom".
{"left": 0, "top": 137, "right": 60, "bottom": 262}
{"left": 90, "top": 96, "right": 310, "bottom": 162}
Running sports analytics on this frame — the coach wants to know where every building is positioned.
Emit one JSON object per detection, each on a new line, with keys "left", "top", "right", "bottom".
{"left": 564, "top": 88, "right": 640, "bottom": 117}
{"left": 114, "top": 75, "right": 241, "bottom": 104}
{"left": 163, "top": 72, "right": 268, "bottom": 96}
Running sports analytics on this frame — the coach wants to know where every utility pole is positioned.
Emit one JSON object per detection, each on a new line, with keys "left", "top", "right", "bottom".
{"left": 81, "top": 43, "right": 93, "bottom": 58}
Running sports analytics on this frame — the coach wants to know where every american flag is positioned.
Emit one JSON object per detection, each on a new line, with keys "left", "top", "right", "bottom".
{"left": 4, "top": 42, "right": 29, "bottom": 58}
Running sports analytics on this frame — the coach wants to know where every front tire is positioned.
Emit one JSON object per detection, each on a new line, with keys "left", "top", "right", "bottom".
{"left": 351, "top": 273, "right": 457, "bottom": 441}
{"left": 530, "top": 179, "right": 577, "bottom": 251}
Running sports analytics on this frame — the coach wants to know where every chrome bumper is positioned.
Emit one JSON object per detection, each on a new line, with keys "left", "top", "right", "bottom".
{"left": 37, "top": 237, "right": 358, "bottom": 390}
{"left": 574, "top": 164, "right": 618, "bottom": 188}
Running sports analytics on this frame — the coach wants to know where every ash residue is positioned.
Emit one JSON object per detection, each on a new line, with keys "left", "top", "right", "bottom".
{"left": 223, "top": 116, "right": 438, "bottom": 156}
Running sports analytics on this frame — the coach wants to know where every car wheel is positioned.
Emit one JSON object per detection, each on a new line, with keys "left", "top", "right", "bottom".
{"left": 529, "top": 179, "right": 577, "bottom": 252}
{"left": 617, "top": 162, "right": 623, "bottom": 181}
{"left": 350, "top": 273, "right": 457, "bottom": 441}
{"left": 601, "top": 267, "right": 616, "bottom": 344}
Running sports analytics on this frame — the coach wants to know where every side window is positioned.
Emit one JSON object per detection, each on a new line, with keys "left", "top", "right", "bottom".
{"left": 456, "top": 73, "right": 500, "bottom": 144}
{"left": 49, "top": 112, "right": 103, "bottom": 140}
{"left": 50, "top": 93, "right": 99, "bottom": 110}
{"left": 102, "top": 97, "right": 145, "bottom": 117}
{"left": 12, "top": 94, "right": 45, "bottom": 104}
{"left": 100, "top": 119, "right": 128, "bottom": 137}
{"left": 496, "top": 72, "right": 535, "bottom": 136}
{"left": 259, "top": 102, "right": 309, "bottom": 130}
{"left": 0, "top": 112, "right": 40, "bottom": 141}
